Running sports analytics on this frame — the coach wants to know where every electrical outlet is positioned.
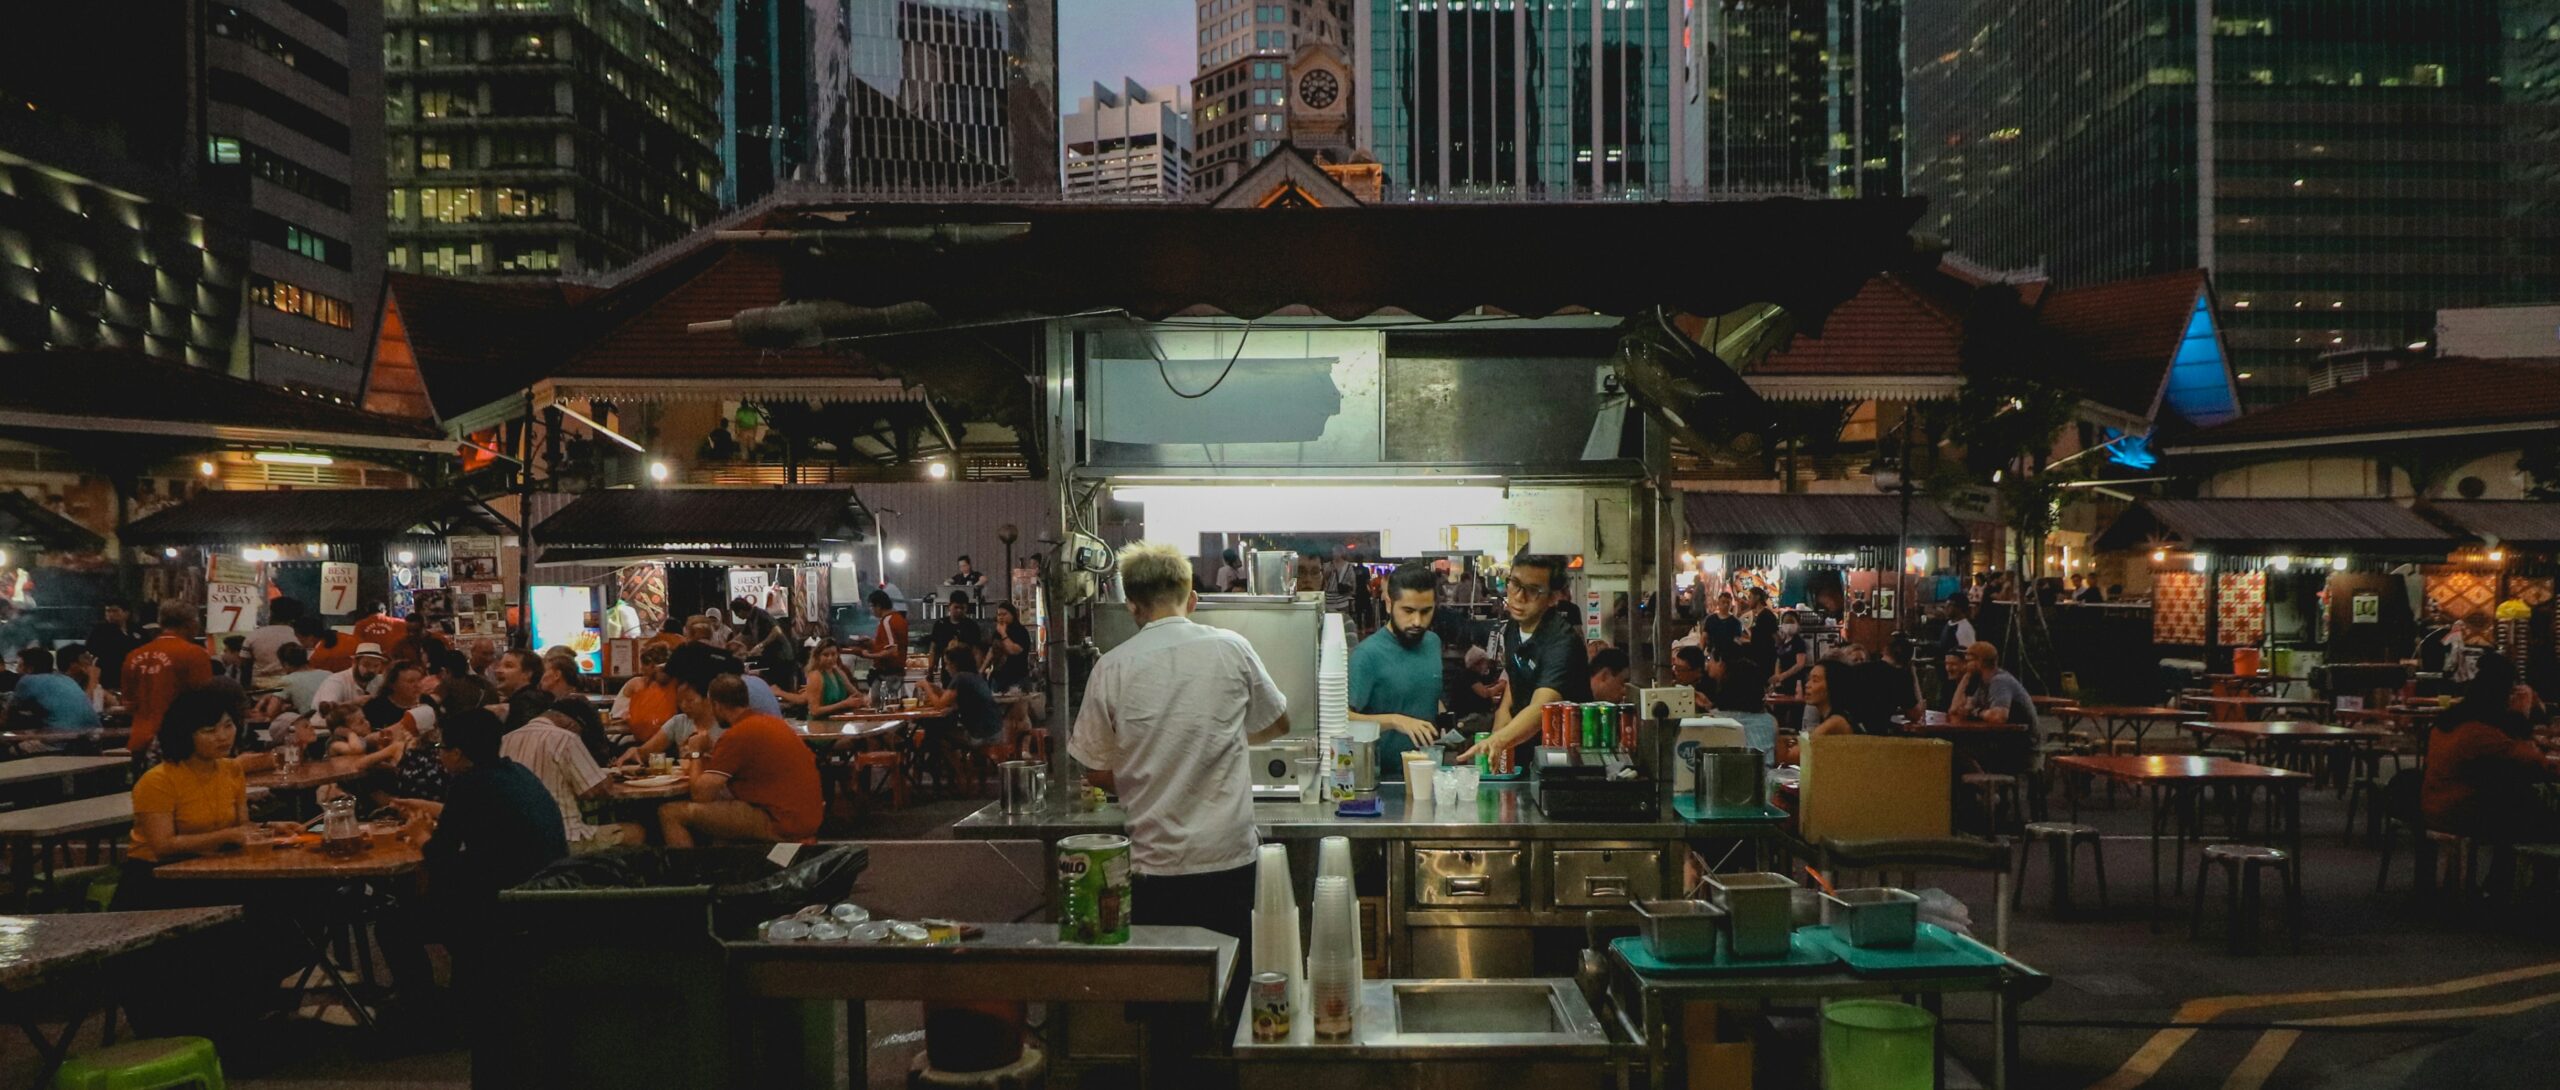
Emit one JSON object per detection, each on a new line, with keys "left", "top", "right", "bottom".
{"left": 1596, "top": 367, "right": 1626, "bottom": 396}
{"left": 1638, "top": 686, "right": 1697, "bottom": 721}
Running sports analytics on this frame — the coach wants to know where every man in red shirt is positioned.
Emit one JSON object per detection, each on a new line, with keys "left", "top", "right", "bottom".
{"left": 388, "top": 613, "right": 451, "bottom": 666}
{"left": 122, "top": 600, "right": 215, "bottom": 759}
{"left": 850, "top": 589, "right": 907, "bottom": 683}
{"left": 658, "top": 651, "right": 820, "bottom": 847}
{"left": 352, "top": 607, "right": 403, "bottom": 652}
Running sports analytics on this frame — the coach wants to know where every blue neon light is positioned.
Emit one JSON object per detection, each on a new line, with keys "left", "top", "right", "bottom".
{"left": 2163, "top": 293, "right": 2240, "bottom": 426}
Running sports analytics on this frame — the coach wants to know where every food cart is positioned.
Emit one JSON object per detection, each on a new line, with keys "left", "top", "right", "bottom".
{"left": 116, "top": 488, "right": 509, "bottom": 635}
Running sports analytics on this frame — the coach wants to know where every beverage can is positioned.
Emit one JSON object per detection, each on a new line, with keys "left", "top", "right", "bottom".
{"left": 1489, "top": 734, "right": 1515, "bottom": 776}
{"left": 1599, "top": 702, "right": 1618, "bottom": 752}
{"left": 1473, "top": 731, "right": 1492, "bottom": 775}
{"left": 1250, "top": 971, "right": 1293, "bottom": 1041}
{"left": 1581, "top": 703, "right": 1599, "bottom": 750}
{"left": 1056, "top": 833, "right": 1132, "bottom": 945}
{"left": 1619, "top": 704, "right": 1640, "bottom": 754}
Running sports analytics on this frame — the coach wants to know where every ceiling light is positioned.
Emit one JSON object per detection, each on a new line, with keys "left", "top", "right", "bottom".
{"left": 2329, "top": 557, "right": 2347, "bottom": 571}
{"left": 2490, "top": 549, "right": 2505, "bottom": 562}
{"left": 2236, "top": 371, "right": 2254, "bottom": 380}
{"left": 253, "top": 450, "right": 332, "bottom": 467}
{"left": 197, "top": 460, "right": 216, "bottom": 477}
{"left": 397, "top": 550, "right": 416, "bottom": 565}
{"left": 926, "top": 461, "right": 950, "bottom": 480}
{"left": 887, "top": 546, "right": 909, "bottom": 564}
{"left": 648, "top": 460, "right": 669, "bottom": 482}
{"left": 163, "top": 547, "right": 178, "bottom": 559}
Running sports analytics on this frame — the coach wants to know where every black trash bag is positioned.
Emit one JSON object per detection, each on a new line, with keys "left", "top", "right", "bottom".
{"left": 707, "top": 843, "right": 870, "bottom": 934}
{"left": 510, "top": 843, "right": 871, "bottom": 937}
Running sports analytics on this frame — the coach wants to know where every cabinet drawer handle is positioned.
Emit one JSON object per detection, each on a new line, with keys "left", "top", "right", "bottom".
{"left": 1443, "top": 876, "right": 1490, "bottom": 897}
{"left": 1584, "top": 877, "right": 1630, "bottom": 899}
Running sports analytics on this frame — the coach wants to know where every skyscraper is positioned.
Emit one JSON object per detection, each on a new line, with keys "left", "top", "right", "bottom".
{"left": 382, "top": 0, "right": 723, "bottom": 280}
{"left": 721, "top": 0, "right": 819, "bottom": 208}
{"left": 1063, "top": 82, "right": 1192, "bottom": 199}
{"left": 1696, "top": 0, "right": 1901, "bottom": 197}
{"left": 1906, "top": 0, "right": 2560, "bottom": 404}
{"left": 1192, "top": 0, "right": 1354, "bottom": 193}
{"left": 0, "top": 0, "right": 384, "bottom": 397}
{"left": 1358, "top": 0, "right": 1698, "bottom": 197}
{"left": 823, "top": 0, "right": 1059, "bottom": 192}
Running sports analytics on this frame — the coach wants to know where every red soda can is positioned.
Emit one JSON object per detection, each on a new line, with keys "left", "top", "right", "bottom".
{"left": 1619, "top": 704, "right": 1640, "bottom": 755}
{"left": 1490, "top": 736, "right": 1516, "bottom": 776}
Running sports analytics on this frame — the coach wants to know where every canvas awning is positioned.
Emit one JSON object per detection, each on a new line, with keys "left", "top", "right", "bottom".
{"left": 531, "top": 487, "right": 869, "bottom": 566}
{"left": 2092, "top": 498, "right": 2456, "bottom": 555}
{"left": 118, "top": 489, "right": 506, "bottom": 547}
{"left": 1684, "top": 492, "right": 1968, "bottom": 550}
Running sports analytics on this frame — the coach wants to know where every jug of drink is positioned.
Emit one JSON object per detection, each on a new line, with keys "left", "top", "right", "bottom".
{"left": 321, "top": 796, "right": 365, "bottom": 857}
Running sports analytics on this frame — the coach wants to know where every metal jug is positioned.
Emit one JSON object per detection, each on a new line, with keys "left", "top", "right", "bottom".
{"left": 1687, "top": 746, "right": 1766, "bottom": 810}
{"left": 999, "top": 760, "right": 1048, "bottom": 815}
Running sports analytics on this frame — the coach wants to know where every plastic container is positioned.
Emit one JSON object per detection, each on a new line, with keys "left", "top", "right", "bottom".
{"left": 1705, "top": 872, "right": 1799, "bottom": 959}
{"left": 1821, "top": 999, "right": 1936, "bottom": 1090}
{"left": 1822, "top": 888, "right": 1921, "bottom": 948}
{"left": 1631, "top": 899, "right": 1726, "bottom": 962}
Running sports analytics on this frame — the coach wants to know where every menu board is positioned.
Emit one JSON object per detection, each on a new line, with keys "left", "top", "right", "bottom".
{"left": 727, "top": 569, "right": 771, "bottom": 610}
{"left": 319, "top": 562, "right": 358, "bottom": 616}
{"left": 206, "top": 582, "right": 261, "bottom": 635}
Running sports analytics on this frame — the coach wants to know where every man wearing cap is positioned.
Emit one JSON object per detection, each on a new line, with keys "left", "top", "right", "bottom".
{"left": 312, "top": 642, "right": 389, "bottom": 710}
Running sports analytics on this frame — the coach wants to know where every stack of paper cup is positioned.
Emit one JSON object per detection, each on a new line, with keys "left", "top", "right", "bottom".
{"left": 1252, "top": 843, "right": 1302, "bottom": 991}
{"left": 1313, "top": 836, "right": 1360, "bottom": 981}
{"left": 1318, "top": 613, "right": 1352, "bottom": 797}
{"left": 1307, "top": 875, "right": 1357, "bottom": 1038}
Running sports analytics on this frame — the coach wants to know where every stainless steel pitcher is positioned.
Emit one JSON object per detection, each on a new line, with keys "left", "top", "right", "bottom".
{"left": 1687, "top": 746, "right": 1765, "bottom": 810}
{"left": 999, "top": 759, "right": 1048, "bottom": 815}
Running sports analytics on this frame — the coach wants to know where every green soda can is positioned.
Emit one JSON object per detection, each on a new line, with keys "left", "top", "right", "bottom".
{"left": 1474, "top": 731, "right": 1493, "bottom": 774}
{"left": 1581, "top": 703, "right": 1599, "bottom": 750}
{"left": 1057, "top": 834, "right": 1132, "bottom": 945}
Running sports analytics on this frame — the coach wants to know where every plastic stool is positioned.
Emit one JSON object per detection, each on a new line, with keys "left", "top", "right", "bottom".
{"left": 854, "top": 750, "right": 909, "bottom": 810}
{"left": 51, "top": 1036, "right": 224, "bottom": 1090}
{"left": 2190, "top": 845, "right": 2299, "bottom": 954}
{"left": 2014, "top": 822, "right": 2107, "bottom": 914}
{"left": 909, "top": 1044, "right": 1044, "bottom": 1089}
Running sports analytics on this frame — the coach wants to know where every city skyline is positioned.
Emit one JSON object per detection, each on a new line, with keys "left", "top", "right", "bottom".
{"left": 1062, "top": 0, "right": 1197, "bottom": 109}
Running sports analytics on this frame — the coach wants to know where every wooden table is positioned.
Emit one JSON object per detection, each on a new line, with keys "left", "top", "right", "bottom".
{"left": 2177, "top": 694, "right": 2331, "bottom": 722}
{"left": 2059, "top": 706, "right": 2193, "bottom": 754}
{"left": 158, "top": 835, "right": 425, "bottom": 1031}
{"left": 2181, "top": 720, "right": 2387, "bottom": 787}
{"left": 797, "top": 717, "right": 909, "bottom": 743}
{"left": 2051, "top": 754, "right": 2310, "bottom": 929}
{"left": 0, "top": 907, "right": 244, "bottom": 1080}
{"left": 1895, "top": 710, "right": 2030, "bottom": 735}
{"left": 2029, "top": 695, "right": 2080, "bottom": 712}
{"left": 603, "top": 775, "right": 691, "bottom": 801}
{"left": 243, "top": 756, "right": 374, "bottom": 794}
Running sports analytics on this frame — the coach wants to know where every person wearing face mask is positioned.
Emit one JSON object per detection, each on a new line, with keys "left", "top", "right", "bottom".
{"left": 1768, "top": 611, "right": 1813, "bottom": 695}
{"left": 311, "top": 643, "right": 390, "bottom": 710}
{"left": 1348, "top": 563, "right": 1446, "bottom": 777}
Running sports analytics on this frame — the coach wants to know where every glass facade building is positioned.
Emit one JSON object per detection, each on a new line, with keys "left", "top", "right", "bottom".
{"left": 1359, "top": 0, "right": 1695, "bottom": 197}
{"left": 827, "top": 0, "right": 1058, "bottom": 192}
{"left": 1192, "top": 0, "right": 1352, "bottom": 195}
{"left": 1699, "top": 0, "right": 1899, "bottom": 197}
{"left": 720, "top": 0, "right": 818, "bottom": 208}
{"left": 1907, "top": 0, "right": 2560, "bottom": 403}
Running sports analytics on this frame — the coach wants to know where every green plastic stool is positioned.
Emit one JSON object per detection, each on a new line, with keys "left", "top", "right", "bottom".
{"left": 1821, "top": 999, "right": 1934, "bottom": 1090}
{"left": 50, "top": 1036, "right": 224, "bottom": 1090}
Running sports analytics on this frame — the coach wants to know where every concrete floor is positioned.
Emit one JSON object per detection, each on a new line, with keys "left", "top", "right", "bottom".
{"left": 4, "top": 778, "right": 2554, "bottom": 1090}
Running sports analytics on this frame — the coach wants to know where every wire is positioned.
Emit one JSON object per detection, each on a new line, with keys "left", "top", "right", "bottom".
{"left": 1154, "top": 319, "right": 1255, "bottom": 400}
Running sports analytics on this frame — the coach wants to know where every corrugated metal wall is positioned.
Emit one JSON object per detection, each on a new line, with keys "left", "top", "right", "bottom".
{"left": 850, "top": 482, "right": 1055, "bottom": 596}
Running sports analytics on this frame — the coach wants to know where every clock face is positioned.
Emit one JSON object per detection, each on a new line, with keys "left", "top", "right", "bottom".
{"left": 1298, "top": 69, "right": 1340, "bottom": 110}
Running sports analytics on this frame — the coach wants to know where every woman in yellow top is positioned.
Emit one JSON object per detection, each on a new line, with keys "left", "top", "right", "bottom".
{"left": 118, "top": 685, "right": 301, "bottom": 907}
{"left": 610, "top": 643, "right": 682, "bottom": 743}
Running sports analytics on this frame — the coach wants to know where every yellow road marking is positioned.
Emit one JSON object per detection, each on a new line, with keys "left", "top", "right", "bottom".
{"left": 2221, "top": 1029, "right": 2299, "bottom": 1090}
{"left": 2292, "top": 990, "right": 2560, "bottom": 1029}
{"left": 2087, "top": 961, "right": 2560, "bottom": 1090}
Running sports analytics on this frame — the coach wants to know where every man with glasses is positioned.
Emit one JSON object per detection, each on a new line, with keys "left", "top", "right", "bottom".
{"left": 1458, "top": 553, "right": 1590, "bottom": 770}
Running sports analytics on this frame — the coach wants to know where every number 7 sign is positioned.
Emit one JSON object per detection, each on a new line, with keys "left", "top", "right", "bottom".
{"left": 321, "top": 562, "right": 358, "bottom": 616}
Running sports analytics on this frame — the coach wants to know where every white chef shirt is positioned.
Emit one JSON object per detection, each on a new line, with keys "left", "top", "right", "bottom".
{"left": 1069, "top": 615, "right": 1287, "bottom": 877}
{"left": 500, "top": 716, "right": 608, "bottom": 842}
{"left": 311, "top": 666, "right": 383, "bottom": 711}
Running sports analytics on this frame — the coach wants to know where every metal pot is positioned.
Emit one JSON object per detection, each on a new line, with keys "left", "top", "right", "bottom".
{"left": 1687, "top": 746, "right": 1765, "bottom": 810}
{"left": 999, "top": 760, "right": 1048, "bottom": 815}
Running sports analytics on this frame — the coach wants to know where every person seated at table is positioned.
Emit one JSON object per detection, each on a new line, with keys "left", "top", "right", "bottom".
{"left": 321, "top": 699, "right": 379, "bottom": 757}
{"left": 312, "top": 642, "right": 389, "bottom": 710}
{"left": 366, "top": 661, "right": 440, "bottom": 735}
{"left": 271, "top": 641, "right": 332, "bottom": 716}
{"left": 1670, "top": 645, "right": 1712, "bottom": 704}
{"left": 55, "top": 643, "right": 119, "bottom": 719}
{"left": 801, "top": 641, "right": 868, "bottom": 718}
{"left": 380, "top": 708, "right": 570, "bottom": 1011}
{"left": 1949, "top": 642, "right": 2037, "bottom": 730}
{"left": 2423, "top": 652, "right": 2560, "bottom": 843}
{"left": 119, "top": 686, "right": 305, "bottom": 901}
{"left": 1588, "top": 647, "right": 1630, "bottom": 704}
{"left": 987, "top": 601, "right": 1037, "bottom": 693}
{"left": 536, "top": 656, "right": 612, "bottom": 764}
{"left": 1860, "top": 636, "right": 1927, "bottom": 730}
{"left": 501, "top": 708, "right": 648, "bottom": 854}
{"left": 489, "top": 648, "right": 555, "bottom": 730}
{"left": 609, "top": 643, "right": 683, "bottom": 742}
{"left": 1774, "top": 660, "right": 1878, "bottom": 764}
{"left": 6, "top": 646, "right": 99, "bottom": 730}
{"left": 658, "top": 672, "right": 821, "bottom": 847}
{"left": 1703, "top": 638, "right": 1779, "bottom": 758}
{"left": 918, "top": 644, "right": 1004, "bottom": 751}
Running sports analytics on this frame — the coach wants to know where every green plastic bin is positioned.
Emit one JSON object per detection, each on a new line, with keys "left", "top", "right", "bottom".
{"left": 1821, "top": 999, "right": 1935, "bottom": 1089}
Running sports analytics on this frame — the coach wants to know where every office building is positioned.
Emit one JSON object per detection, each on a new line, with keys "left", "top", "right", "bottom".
{"left": 0, "top": 0, "right": 384, "bottom": 398}
{"left": 383, "top": 0, "right": 723, "bottom": 280}
{"left": 1906, "top": 0, "right": 2560, "bottom": 404}
{"left": 825, "top": 0, "right": 1060, "bottom": 192}
{"left": 1193, "top": 0, "right": 1354, "bottom": 193}
{"left": 1358, "top": 0, "right": 1698, "bottom": 197}
{"left": 721, "top": 0, "right": 820, "bottom": 208}
{"left": 1698, "top": 0, "right": 1900, "bottom": 197}
{"left": 1063, "top": 82, "right": 1192, "bottom": 198}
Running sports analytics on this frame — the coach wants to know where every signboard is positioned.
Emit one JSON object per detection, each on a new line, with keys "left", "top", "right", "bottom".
{"left": 207, "top": 555, "right": 258, "bottom": 587}
{"left": 1584, "top": 588, "right": 1603, "bottom": 642}
{"left": 206, "top": 583, "right": 261, "bottom": 635}
{"left": 448, "top": 535, "right": 501, "bottom": 582}
{"left": 2351, "top": 593, "right": 2381, "bottom": 624}
{"left": 605, "top": 638, "right": 637, "bottom": 679}
{"left": 728, "top": 569, "right": 772, "bottom": 610}
{"left": 531, "top": 584, "right": 600, "bottom": 673}
{"left": 319, "top": 562, "right": 358, "bottom": 616}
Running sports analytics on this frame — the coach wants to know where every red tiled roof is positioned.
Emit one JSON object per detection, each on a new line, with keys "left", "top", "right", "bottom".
{"left": 1750, "top": 268, "right": 1973, "bottom": 376}
{"left": 2036, "top": 269, "right": 2209, "bottom": 418}
{"left": 2169, "top": 358, "right": 2560, "bottom": 449}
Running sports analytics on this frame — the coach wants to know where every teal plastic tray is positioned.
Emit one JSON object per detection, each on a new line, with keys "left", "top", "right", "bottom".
{"left": 1610, "top": 933, "right": 1839, "bottom": 977}
{"left": 1798, "top": 923, "right": 2007, "bottom": 972}
{"left": 1672, "top": 797, "right": 1790, "bottom": 824}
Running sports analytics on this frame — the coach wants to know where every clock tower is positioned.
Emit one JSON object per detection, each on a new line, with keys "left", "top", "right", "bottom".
{"left": 1285, "top": 43, "right": 1356, "bottom": 160}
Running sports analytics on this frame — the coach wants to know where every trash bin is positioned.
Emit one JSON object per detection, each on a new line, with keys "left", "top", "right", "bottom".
{"left": 474, "top": 843, "right": 870, "bottom": 1090}
{"left": 1820, "top": 999, "right": 1934, "bottom": 1090}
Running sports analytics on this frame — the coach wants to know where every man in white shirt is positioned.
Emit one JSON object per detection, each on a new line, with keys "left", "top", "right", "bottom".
{"left": 312, "top": 643, "right": 388, "bottom": 710}
{"left": 1069, "top": 541, "right": 1289, "bottom": 949}
{"left": 242, "top": 597, "right": 307, "bottom": 688}
{"left": 500, "top": 710, "right": 647, "bottom": 853}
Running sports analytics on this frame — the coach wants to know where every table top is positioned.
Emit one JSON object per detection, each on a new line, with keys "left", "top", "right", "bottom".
{"left": 2067, "top": 706, "right": 2192, "bottom": 720}
{"left": 811, "top": 709, "right": 915, "bottom": 725}
{"left": 0, "top": 729, "right": 113, "bottom": 749}
{"left": 2177, "top": 695, "right": 2328, "bottom": 709}
{"left": 0, "top": 756, "right": 129, "bottom": 787}
{"left": 0, "top": 907, "right": 244, "bottom": 992}
{"left": 244, "top": 756, "right": 374, "bottom": 793}
{"left": 603, "top": 775, "right": 690, "bottom": 800}
{"left": 727, "top": 923, "right": 1237, "bottom": 1007}
{"left": 957, "top": 782, "right": 1701, "bottom": 842}
{"left": 1894, "top": 711, "right": 2028, "bottom": 734}
{"left": 156, "top": 835, "right": 422, "bottom": 881}
{"left": 0, "top": 794, "right": 133, "bottom": 839}
{"left": 2182, "top": 720, "right": 2385, "bottom": 741}
{"left": 2029, "top": 696, "right": 2080, "bottom": 709}
{"left": 796, "top": 717, "right": 908, "bottom": 742}
{"left": 2051, "top": 754, "right": 2312, "bottom": 783}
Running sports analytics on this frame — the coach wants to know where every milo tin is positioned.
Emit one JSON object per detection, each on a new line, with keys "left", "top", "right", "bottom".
{"left": 1056, "top": 834, "right": 1132, "bottom": 945}
{"left": 1250, "top": 971, "right": 1293, "bottom": 1041}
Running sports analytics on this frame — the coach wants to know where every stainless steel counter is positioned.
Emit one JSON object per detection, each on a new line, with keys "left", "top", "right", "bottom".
{"left": 955, "top": 782, "right": 1732, "bottom": 842}
{"left": 1231, "top": 978, "right": 1626, "bottom": 1090}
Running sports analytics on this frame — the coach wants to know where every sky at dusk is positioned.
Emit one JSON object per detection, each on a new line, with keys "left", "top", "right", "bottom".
{"left": 1060, "top": 0, "right": 1199, "bottom": 110}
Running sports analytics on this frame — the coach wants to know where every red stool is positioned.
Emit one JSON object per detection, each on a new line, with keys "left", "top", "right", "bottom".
{"left": 854, "top": 750, "right": 908, "bottom": 810}
{"left": 1021, "top": 729, "right": 1051, "bottom": 762}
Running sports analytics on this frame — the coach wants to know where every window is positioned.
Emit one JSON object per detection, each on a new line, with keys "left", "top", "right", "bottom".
{"left": 388, "top": 188, "right": 407, "bottom": 218}
{"left": 489, "top": 134, "right": 552, "bottom": 166}
{"left": 495, "top": 244, "right": 558, "bottom": 273}
{"left": 243, "top": 142, "right": 351, "bottom": 209}
{"left": 415, "top": 0, "right": 478, "bottom": 11}
{"left": 247, "top": 275, "right": 353, "bottom": 329}
{"left": 206, "top": 4, "right": 350, "bottom": 92}
{"left": 416, "top": 244, "right": 480, "bottom": 275}
{"left": 503, "top": 32, "right": 549, "bottom": 59}
{"left": 416, "top": 135, "right": 455, "bottom": 170}
{"left": 493, "top": 186, "right": 550, "bottom": 218}
{"left": 414, "top": 30, "right": 469, "bottom": 65}
{"left": 418, "top": 186, "right": 480, "bottom": 222}
{"left": 418, "top": 88, "right": 476, "bottom": 118}
{"left": 206, "top": 136, "right": 242, "bottom": 165}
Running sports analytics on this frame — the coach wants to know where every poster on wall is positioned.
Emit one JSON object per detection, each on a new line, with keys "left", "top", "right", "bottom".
{"left": 449, "top": 536, "right": 501, "bottom": 583}
{"left": 614, "top": 563, "right": 668, "bottom": 631}
{"left": 319, "top": 562, "right": 358, "bottom": 616}
{"left": 207, "top": 555, "right": 258, "bottom": 587}
{"left": 727, "top": 569, "right": 772, "bottom": 612}
{"left": 605, "top": 638, "right": 637, "bottom": 678}
{"left": 2352, "top": 593, "right": 2381, "bottom": 624}
{"left": 796, "top": 565, "right": 828, "bottom": 624}
{"left": 206, "top": 582, "right": 260, "bottom": 635}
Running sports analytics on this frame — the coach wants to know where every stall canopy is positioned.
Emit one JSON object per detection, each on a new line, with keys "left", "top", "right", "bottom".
{"left": 0, "top": 492, "right": 103, "bottom": 553}
{"left": 1684, "top": 492, "right": 1967, "bottom": 550}
{"left": 2093, "top": 498, "right": 2456, "bottom": 555}
{"left": 2427, "top": 501, "right": 2560, "bottom": 551}
{"left": 118, "top": 489, "right": 508, "bottom": 548}
{"left": 0, "top": 350, "right": 454, "bottom": 459}
{"left": 532, "top": 486, "right": 870, "bottom": 565}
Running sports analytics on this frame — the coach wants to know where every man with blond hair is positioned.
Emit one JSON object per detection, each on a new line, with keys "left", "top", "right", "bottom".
{"left": 1069, "top": 541, "right": 1289, "bottom": 949}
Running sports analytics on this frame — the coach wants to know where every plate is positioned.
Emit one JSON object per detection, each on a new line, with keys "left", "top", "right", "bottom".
{"left": 622, "top": 775, "right": 684, "bottom": 789}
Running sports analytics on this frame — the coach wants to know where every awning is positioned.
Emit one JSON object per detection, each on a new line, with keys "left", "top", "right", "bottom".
{"left": 1684, "top": 492, "right": 1968, "bottom": 550}
{"left": 2092, "top": 498, "right": 2456, "bottom": 554}
{"left": 531, "top": 486, "right": 869, "bottom": 565}
{"left": 0, "top": 351, "right": 455, "bottom": 457}
{"left": 118, "top": 489, "right": 506, "bottom": 547}
{"left": 2427, "top": 501, "right": 2560, "bottom": 550}
{"left": 0, "top": 493, "right": 103, "bottom": 552}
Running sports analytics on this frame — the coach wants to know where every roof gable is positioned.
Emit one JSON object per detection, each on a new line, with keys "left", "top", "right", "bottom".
{"left": 2037, "top": 270, "right": 2232, "bottom": 424}
{"left": 1210, "top": 143, "right": 1363, "bottom": 209}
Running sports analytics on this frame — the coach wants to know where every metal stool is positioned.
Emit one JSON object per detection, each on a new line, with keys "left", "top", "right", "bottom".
{"left": 2191, "top": 844, "right": 2299, "bottom": 954}
{"left": 1961, "top": 772, "right": 2022, "bottom": 835}
{"left": 2013, "top": 822, "right": 2107, "bottom": 914}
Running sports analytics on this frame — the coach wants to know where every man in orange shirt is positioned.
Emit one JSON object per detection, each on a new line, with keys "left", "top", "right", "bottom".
{"left": 849, "top": 589, "right": 907, "bottom": 686}
{"left": 352, "top": 607, "right": 403, "bottom": 653}
{"left": 658, "top": 651, "right": 820, "bottom": 847}
{"left": 122, "top": 600, "right": 215, "bottom": 760}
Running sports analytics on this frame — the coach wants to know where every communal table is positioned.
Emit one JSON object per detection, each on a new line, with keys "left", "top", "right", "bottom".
{"left": 2058, "top": 706, "right": 2192, "bottom": 754}
{"left": 2176, "top": 694, "right": 2331, "bottom": 722}
{"left": 0, "top": 757, "right": 128, "bottom": 804}
{"left": 2051, "top": 755, "right": 2309, "bottom": 930}
{"left": 1895, "top": 710, "right": 2030, "bottom": 735}
{"left": 0, "top": 907, "right": 244, "bottom": 1082}
{"left": 0, "top": 796, "right": 134, "bottom": 901}
{"left": 157, "top": 835, "right": 423, "bottom": 1030}
{"left": 244, "top": 755, "right": 375, "bottom": 794}
{"left": 2178, "top": 720, "right": 2386, "bottom": 785}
